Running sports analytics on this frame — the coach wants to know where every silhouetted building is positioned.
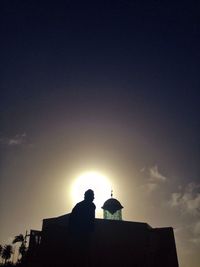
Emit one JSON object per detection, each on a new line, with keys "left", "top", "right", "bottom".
{"left": 27, "top": 196, "right": 179, "bottom": 267}
{"left": 25, "top": 230, "right": 41, "bottom": 267}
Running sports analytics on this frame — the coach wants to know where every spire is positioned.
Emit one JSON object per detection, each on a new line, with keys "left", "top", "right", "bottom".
{"left": 111, "top": 189, "right": 113, "bottom": 198}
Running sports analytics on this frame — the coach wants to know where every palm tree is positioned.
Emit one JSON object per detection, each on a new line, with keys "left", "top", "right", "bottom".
{"left": 18, "top": 243, "right": 27, "bottom": 260}
{"left": 1, "top": 245, "right": 13, "bottom": 264}
{"left": 12, "top": 234, "right": 27, "bottom": 262}
{"left": 12, "top": 234, "right": 24, "bottom": 245}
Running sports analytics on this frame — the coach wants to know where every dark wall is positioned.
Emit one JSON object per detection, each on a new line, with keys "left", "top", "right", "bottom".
{"left": 38, "top": 214, "right": 179, "bottom": 267}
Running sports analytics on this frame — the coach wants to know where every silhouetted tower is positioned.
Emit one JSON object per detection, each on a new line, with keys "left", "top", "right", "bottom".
{"left": 102, "top": 191, "right": 123, "bottom": 220}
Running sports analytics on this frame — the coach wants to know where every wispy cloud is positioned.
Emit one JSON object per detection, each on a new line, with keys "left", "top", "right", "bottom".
{"left": 0, "top": 133, "right": 27, "bottom": 146}
{"left": 140, "top": 182, "right": 158, "bottom": 194}
{"left": 169, "top": 183, "right": 200, "bottom": 216}
{"left": 8, "top": 133, "right": 27, "bottom": 145}
{"left": 193, "top": 221, "right": 200, "bottom": 235}
{"left": 189, "top": 222, "right": 200, "bottom": 245}
{"left": 189, "top": 237, "right": 200, "bottom": 245}
{"left": 140, "top": 165, "right": 167, "bottom": 194}
{"left": 149, "top": 165, "right": 167, "bottom": 182}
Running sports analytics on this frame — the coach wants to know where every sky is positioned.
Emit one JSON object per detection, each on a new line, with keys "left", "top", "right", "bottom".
{"left": 0, "top": 0, "right": 200, "bottom": 266}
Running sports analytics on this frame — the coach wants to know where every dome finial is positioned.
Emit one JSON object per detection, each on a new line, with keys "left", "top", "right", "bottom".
{"left": 111, "top": 189, "right": 113, "bottom": 198}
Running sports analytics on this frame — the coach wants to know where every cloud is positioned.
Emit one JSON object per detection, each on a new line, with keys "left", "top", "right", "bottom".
{"left": 169, "top": 183, "right": 200, "bottom": 216}
{"left": 140, "top": 165, "right": 167, "bottom": 194}
{"left": 193, "top": 221, "right": 200, "bottom": 235}
{"left": 8, "top": 133, "right": 26, "bottom": 145}
{"left": 146, "top": 183, "right": 158, "bottom": 192}
{"left": 140, "top": 182, "right": 158, "bottom": 194}
{"left": 149, "top": 165, "right": 167, "bottom": 182}
{"left": 189, "top": 237, "right": 200, "bottom": 245}
{"left": 0, "top": 133, "right": 27, "bottom": 146}
{"left": 189, "top": 222, "right": 200, "bottom": 245}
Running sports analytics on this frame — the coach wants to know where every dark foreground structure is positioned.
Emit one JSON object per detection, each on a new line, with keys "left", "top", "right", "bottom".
{"left": 26, "top": 195, "right": 178, "bottom": 266}
{"left": 26, "top": 213, "right": 179, "bottom": 267}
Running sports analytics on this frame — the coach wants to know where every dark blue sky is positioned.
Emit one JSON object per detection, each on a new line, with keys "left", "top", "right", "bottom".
{"left": 0, "top": 1, "right": 200, "bottom": 266}
{"left": 1, "top": 0, "right": 199, "bottom": 176}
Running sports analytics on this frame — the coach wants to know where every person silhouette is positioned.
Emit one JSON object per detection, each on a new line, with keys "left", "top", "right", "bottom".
{"left": 69, "top": 189, "right": 96, "bottom": 233}
{"left": 68, "top": 189, "right": 96, "bottom": 266}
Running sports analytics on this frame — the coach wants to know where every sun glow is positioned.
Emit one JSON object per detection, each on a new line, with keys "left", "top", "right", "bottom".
{"left": 70, "top": 171, "right": 111, "bottom": 217}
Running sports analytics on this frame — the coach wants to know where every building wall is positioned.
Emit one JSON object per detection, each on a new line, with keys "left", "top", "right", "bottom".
{"left": 36, "top": 214, "right": 179, "bottom": 267}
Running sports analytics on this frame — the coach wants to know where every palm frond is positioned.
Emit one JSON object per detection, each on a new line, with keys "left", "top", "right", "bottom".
{"left": 12, "top": 234, "right": 24, "bottom": 244}
{"left": 2, "top": 245, "right": 13, "bottom": 261}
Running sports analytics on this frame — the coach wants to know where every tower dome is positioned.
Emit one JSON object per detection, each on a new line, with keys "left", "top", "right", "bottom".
{"left": 102, "top": 194, "right": 123, "bottom": 220}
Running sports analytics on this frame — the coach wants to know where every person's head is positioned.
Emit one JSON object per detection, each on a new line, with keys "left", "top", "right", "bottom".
{"left": 84, "top": 189, "right": 94, "bottom": 202}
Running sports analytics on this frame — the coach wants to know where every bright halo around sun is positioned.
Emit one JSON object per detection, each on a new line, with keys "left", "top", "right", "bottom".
{"left": 70, "top": 171, "right": 111, "bottom": 216}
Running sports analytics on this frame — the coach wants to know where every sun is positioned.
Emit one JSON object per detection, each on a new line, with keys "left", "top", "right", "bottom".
{"left": 70, "top": 171, "right": 111, "bottom": 217}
